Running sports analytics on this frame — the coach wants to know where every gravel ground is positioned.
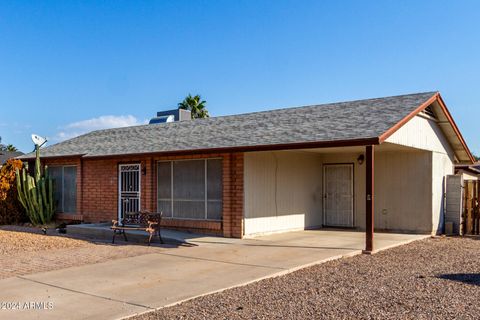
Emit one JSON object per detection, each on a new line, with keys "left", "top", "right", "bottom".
{"left": 131, "top": 236, "right": 480, "bottom": 320}
{"left": 0, "top": 226, "right": 89, "bottom": 255}
{"left": 0, "top": 226, "right": 165, "bottom": 279}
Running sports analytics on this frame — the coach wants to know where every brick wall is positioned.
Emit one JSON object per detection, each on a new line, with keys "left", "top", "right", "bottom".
{"left": 222, "top": 153, "right": 244, "bottom": 238}
{"left": 82, "top": 158, "right": 118, "bottom": 222}
{"left": 44, "top": 152, "right": 245, "bottom": 238}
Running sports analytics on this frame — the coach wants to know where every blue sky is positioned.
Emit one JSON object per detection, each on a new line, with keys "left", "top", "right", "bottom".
{"left": 1, "top": 1, "right": 479, "bottom": 154}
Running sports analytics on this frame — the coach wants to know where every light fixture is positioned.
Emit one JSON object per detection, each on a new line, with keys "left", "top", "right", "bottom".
{"left": 357, "top": 154, "right": 365, "bottom": 165}
{"left": 142, "top": 167, "right": 147, "bottom": 175}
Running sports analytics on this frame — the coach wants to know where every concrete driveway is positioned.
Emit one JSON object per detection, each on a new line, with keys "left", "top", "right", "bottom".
{"left": 0, "top": 230, "right": 427, "bottom": 320}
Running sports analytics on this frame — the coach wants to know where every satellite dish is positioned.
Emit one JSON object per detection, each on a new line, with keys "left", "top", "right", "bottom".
{"left": 166, "top": 115, "right": 175, "bottom": 123}
{"left": 31, "top": 134, "right": 47, "bottom": 147}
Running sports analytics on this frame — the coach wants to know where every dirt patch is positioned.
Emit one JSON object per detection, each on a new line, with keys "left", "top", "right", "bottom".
{"left": 131, "top": 236, "right": 480, "bottom": 320}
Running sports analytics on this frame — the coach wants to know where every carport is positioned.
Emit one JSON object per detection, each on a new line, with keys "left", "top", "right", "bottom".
{"left": 243, "top": 143, "right": 435, "bottom": 253}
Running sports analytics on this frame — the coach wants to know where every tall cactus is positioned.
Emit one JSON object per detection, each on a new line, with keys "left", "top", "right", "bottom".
{"left": 15, "top": 145, "right": 55, "bottom": 225}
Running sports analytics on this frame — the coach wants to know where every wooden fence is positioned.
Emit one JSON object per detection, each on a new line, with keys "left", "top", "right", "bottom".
{"left": 463, "top": 180, "right": 480, "bottom": 235}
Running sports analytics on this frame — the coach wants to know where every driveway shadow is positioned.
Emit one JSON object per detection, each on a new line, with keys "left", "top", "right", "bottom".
{"left": 438, "top": 273, "right": 480, "bottom": 286}
{"left": 0, "top": 225, "right": 197, "bottom": 249}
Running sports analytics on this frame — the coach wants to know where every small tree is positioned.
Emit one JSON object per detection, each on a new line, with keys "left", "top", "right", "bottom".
{"left": 15, "top": 145, "right": 55, "bottom": 225}
{"left": 178, "top": 94, "right": 209, "bottom": 119}
{"left": 0, "top": 159, "right": 26, "bottom": 224}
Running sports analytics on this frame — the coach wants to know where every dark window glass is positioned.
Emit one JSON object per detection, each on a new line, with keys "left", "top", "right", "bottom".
{"left": 157, "top": 162, "right": 172, "bottom": 217}
{"left": 157, "top": 159, "right": 223, "bottom": 220}
{"left": 63, "top": 166, "right": 77, "bottom": 213}
{"left": 49, "top": 166, "right": 77, "bottom": 213}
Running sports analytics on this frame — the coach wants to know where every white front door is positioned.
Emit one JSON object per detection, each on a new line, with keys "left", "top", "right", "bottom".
{"left": 323, "top": 164, "right": 354, "bottom": 227}
{"left": 118, "top": 164, "right": 141, "bottom": 221}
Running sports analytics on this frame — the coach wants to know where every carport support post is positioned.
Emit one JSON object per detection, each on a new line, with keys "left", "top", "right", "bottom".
{"left": 364, "top": 145, "right": 374, "bottom": 254}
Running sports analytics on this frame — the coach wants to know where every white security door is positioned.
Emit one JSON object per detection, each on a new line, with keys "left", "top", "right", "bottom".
{"left": 323, "top": 164, "right": 354, "bottom": 227}
{"left": 118, "top": 164, "right": 141, "bottom": 221}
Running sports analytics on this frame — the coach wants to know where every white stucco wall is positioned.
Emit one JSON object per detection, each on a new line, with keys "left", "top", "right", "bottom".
{"left": 374, "top": 151, "right": 433, "bottom": 233}
{"left": 386, "top": 114, "right": 455, "bottom": 234}
{"left": 244, "top": 149, "right": 436, "bottom": 235}
{"left": 386, "top": 115, "right": 455, "bottom": 155}
{"left": 243, "top": 151, "right": 323, "bottom": 236}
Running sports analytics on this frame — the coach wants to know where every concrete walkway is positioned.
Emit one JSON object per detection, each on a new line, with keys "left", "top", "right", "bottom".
{"left": 0, "top": 230, "right": 427, "bottom": 320}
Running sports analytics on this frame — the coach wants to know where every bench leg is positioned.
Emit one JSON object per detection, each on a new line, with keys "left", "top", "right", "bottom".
{"left": 113, "top": 229, "right": 128, "bottom": 243}
{"left": 148, "top": 232, "right": 153, "bottom": 246}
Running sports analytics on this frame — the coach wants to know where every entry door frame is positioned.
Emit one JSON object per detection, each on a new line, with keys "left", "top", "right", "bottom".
{"left": 118, "top": 163, "right": 142, "bottom": 221}
{"left": 322, "top": 163, "right": 355, "bottom": 227}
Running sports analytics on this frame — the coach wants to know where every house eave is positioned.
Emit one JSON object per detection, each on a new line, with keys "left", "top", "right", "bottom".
{"left": 30, "top": 138, "right": 381, "bottom": 161}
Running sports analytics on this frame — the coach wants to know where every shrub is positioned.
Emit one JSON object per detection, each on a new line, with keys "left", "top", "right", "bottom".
{"left": 0, "top": 159, "right": 27, "bottom": 224}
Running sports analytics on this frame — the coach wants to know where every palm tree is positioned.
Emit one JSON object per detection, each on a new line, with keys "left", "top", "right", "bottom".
{"left": 0, "top": 137, "right": 19, "bottom": 152}
{"left": 5, "top": 144, "right": 18, "bottom": 152}
{"left": 178, "top": 94, "right": 209, "bottom": 119}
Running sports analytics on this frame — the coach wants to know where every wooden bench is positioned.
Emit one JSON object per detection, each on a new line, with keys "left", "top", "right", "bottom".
{"left": 111, "top": 211, "right": 163, "bottom": 245}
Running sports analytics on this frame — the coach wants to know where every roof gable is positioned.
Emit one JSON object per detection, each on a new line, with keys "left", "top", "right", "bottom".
{"left": 379, "top": 92, "right": 474, "bottom": 163}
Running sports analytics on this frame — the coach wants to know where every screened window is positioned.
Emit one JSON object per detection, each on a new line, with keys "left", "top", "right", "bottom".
{"left": 50, "top": 166, "right": 77, "bottom": 213}
{"left": 157, "top": 159, "right": 223, "bottom": 220}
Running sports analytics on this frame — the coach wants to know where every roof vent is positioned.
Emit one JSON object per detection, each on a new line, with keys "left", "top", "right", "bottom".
{"left": 149, "top": 115, "right": 175, "bottom": 124}
{"left": 422, "top": 105, "right": 437, "bottom": 119}
{"left": 149, "top": 109, "right": 191, "bottom": 124}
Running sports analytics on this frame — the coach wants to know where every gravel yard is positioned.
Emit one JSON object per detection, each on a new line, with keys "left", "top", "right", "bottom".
{"left": 0, "top": 226, "right": 164, "bottom": 279}
{"left": 132, "top": 236, "right": 480, "bottom": 320}
{"left": 0, "top": 226, "right": 88, "bottom": 255}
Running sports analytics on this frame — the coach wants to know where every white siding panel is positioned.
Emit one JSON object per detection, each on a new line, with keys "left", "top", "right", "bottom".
{"left": 244, "top": 151, "right": 322, "bottom": 236}
{"left": 374, "top": 151, "right": 432, "bottom": 233}
{"left": 386, "top": 115, "right": 455, "bottom": 155}
{"left": 244, "top": 215, "right": 306, "bottom": 235}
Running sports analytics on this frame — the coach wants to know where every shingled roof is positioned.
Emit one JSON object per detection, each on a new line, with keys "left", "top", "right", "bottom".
{"left": 21, "top": 92, "right": 452, "bottom": 159}
{"left": 0, "top": 151, "right": 24, "bottom": 165}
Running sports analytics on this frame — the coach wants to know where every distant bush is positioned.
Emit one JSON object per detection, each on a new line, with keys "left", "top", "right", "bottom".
{"left": 0, "top": 159, "right": 27, "bottom": 224}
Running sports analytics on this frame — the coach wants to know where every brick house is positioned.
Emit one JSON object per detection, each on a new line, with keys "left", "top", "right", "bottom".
{"left": 20, "top": 92, "right": 474, "bottom": 249}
